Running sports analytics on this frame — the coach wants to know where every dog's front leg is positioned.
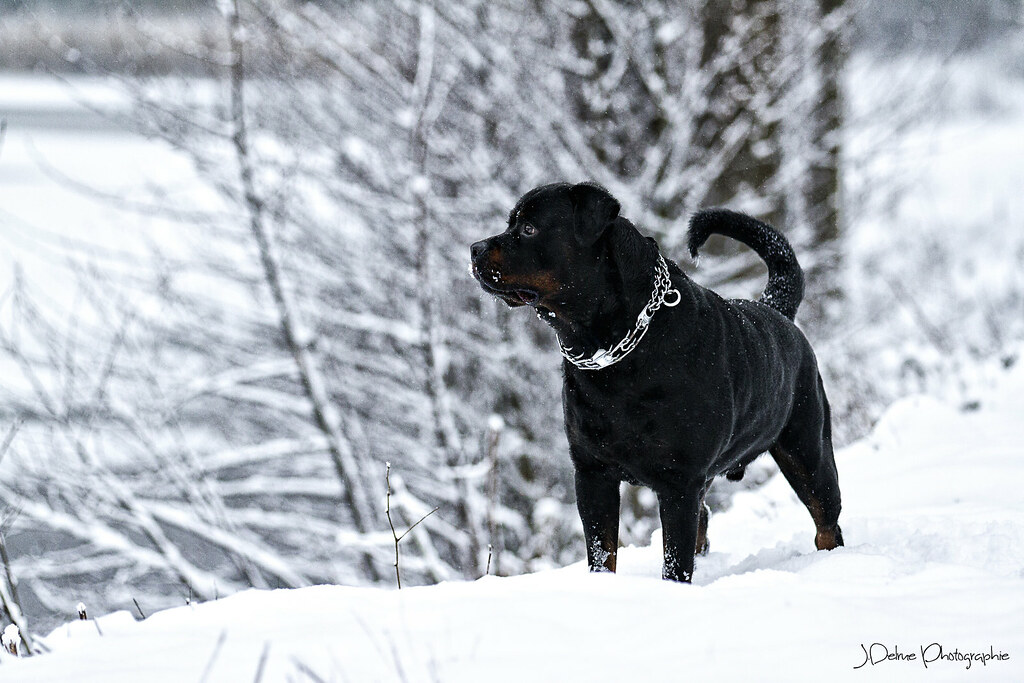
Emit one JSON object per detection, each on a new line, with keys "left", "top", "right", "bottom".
{"left": 657, "top": 485, "right": 703, "bottom": 582}
{"left": 573, "top": 464, "right": 620, "bottom": 573}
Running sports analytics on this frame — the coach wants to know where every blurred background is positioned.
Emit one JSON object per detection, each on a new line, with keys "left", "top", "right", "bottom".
{"left": 0, "top": 0, "right": 1022, "bottom": 635}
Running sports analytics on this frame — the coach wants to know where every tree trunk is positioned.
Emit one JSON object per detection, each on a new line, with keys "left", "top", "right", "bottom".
{"left": 697, "top": 0, "right": 785, "bottom": 242}
{"left": 800, "top": 0, "right": 846, "bottom": 328}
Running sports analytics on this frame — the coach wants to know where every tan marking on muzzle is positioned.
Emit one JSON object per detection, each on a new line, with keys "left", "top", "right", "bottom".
{"left": 517, "top": 271, "right": 560, "bottom": 296}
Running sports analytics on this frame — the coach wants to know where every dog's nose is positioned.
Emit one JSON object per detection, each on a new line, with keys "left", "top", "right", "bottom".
{"left": 470, "top": 240, "right": 488, "bottom": 261}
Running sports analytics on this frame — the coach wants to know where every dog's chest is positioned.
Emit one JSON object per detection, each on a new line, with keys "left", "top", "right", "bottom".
{"left": 562, "top": 367, "right": 678, "bottom": 463}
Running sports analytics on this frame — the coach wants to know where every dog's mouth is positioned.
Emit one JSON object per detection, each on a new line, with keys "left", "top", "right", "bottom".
{"left": 472, "top": 264, "right": 539, "bottom": 307}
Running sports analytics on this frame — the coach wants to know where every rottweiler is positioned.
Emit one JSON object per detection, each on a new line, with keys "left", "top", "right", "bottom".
{"left": 470, "top": 182, "right": 843, "bottom": 582}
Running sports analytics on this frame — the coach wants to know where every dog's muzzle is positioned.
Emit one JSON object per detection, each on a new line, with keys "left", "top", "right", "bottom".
{"left": 470, "top": 240, "right": 538, "bottom": 307}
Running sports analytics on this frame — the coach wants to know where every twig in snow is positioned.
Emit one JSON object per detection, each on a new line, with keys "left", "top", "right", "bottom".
{"left": 291, "top": 658, "right": 329, "bottom": 683}
{"left": 252, "top": 642, "right": 271, "bottom": 683}
{"left": 133, "top": 597, "right": 146, "bottom": 620}
{"left": 387, "top": 636, "right": 410, "bottom": 683}
{"left": 76, "top": 603, "right": 103, "bottom": 636}
{"left": 485, "top": 415, "right": 502, "bottom": 575}
{"left": 2, "top": 624, "right": 21, "bottom": 656}
{"left": 385, "top": 462, "right": 438, "bottom": 590}
{"left": 199, "top": 630, "right": 228, "bottom": 683}
{"left": 0, "top": 528, "right": 35, "bottom": 656}
{"left": 0, "top": 530, "right": 24, "bottom": 613}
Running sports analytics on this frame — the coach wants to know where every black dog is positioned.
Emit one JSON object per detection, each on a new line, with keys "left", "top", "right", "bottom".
{"left": 470, "top": 182, "right": 843, "bottom": 582}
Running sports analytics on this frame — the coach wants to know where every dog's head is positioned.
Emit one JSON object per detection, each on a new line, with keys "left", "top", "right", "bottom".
{"left": 470, "top": 182, "right": 621, "bottom": 313}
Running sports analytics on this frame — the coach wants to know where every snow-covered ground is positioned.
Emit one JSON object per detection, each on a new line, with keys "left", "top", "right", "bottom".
{"left": 2, "top": 349, "right": 1022, "bottom": 681}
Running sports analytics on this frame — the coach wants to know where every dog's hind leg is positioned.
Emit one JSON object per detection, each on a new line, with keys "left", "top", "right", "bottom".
{"left": 770, "top": 374, "right": 843, "bottom": 551}
{"left": 695, "top": 485, "right": 711, "bottom": 556}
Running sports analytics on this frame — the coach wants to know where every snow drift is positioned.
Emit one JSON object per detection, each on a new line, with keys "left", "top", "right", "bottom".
{"left": 2, "top": 352, "right": 1022, "bottom": 681}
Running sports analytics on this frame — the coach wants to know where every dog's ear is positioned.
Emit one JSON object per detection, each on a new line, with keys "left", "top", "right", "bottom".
{"left": 569, "top": 182, "right": 620, "bottom": 246}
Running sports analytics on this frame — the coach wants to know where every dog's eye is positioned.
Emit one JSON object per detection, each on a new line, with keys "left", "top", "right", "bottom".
{"left": 521, "top": 224, "right": 538, "bottom": 236}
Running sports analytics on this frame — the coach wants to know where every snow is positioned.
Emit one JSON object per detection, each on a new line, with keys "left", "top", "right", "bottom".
{"left": 4, "top": 352, "right": 1023, "bottom": 681}
{"left": 487, "top": 413, "right": 505, "bottom": 432}
{"left": 410, "top": 174, "right": 431, "bottom": 197}
{"left": 0, "top": 76, "right": 225, "bottom": 322}
{"left": 0, "top": 75, "right": 129, "bottom": 110}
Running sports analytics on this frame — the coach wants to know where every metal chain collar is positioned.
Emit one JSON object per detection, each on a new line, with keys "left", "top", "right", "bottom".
{"left": 558, "top": 253, "right": 681, "bottom": 371}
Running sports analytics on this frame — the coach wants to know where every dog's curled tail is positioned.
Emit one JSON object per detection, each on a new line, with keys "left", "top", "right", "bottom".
{"left": 687, "top": 208, "right": 805, "bottom": 320}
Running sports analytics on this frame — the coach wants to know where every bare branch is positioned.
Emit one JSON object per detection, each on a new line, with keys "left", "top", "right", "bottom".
{"left": 0, "top": 421, "right": 21, "bottom": 467}
{"left": 386, "top": 462, "right": 440, "bottom": 589}
{"left": 222, "top": 0, "right": 377, "bottom": 548}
